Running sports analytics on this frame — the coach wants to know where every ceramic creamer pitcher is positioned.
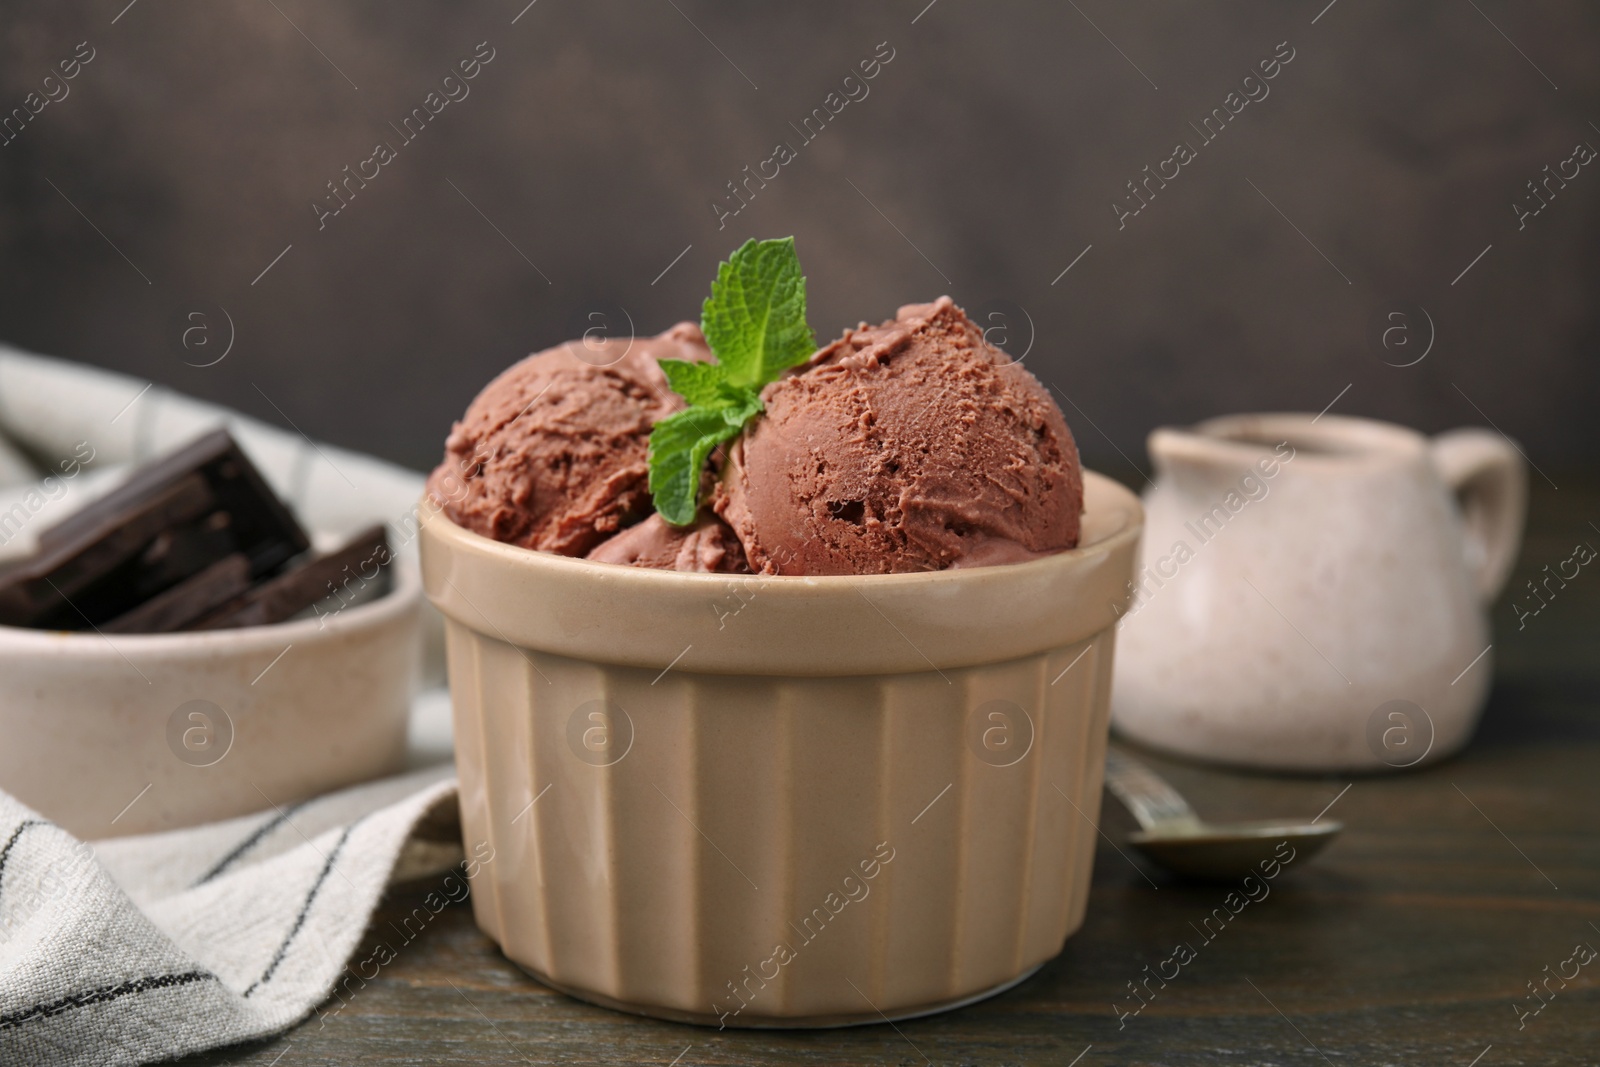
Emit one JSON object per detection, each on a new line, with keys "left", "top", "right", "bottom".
{"left": 1111, "top": 413, "right": 1526, "bottom": 772}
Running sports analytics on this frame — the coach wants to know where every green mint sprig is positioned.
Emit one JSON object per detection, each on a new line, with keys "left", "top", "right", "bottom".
{"left": 648, "top": 237, "right": 815, "bottom": 525}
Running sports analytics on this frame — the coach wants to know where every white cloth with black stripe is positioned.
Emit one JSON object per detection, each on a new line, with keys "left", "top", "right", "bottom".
{"left": 0, "top": 766, "right": 459, "bottom": 1066}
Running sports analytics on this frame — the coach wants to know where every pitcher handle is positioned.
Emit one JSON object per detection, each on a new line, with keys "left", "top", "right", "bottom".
{"left": 1429, "top": 428, "right": 1527, "bottom": 602}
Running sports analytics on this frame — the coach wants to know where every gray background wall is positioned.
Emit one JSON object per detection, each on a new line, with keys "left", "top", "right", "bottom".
{"left": 0, "top": 1, "right": 1594, "bottom": 475}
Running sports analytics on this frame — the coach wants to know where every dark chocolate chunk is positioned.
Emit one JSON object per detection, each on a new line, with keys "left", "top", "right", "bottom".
{"left": 0, "top": 430, "right": 309, "bottom": 629}
{"left": 193, "top": 525, "right": 392, "bottom": 630}
{"left": 63, "top": 509, "right": 243, "bottom": 626}
{"left": 102, "top": 553, "right": 252, "bottom": 633}
{"left": 41, "top": 429, "right": 308, "bottom": 574}
{"left": 0, "top": 473, "right": 217, "bottom": 627}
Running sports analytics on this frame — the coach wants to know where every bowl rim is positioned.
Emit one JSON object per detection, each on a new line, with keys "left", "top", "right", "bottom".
{"left": 423, "top": 469, "right": 1142, "bottom": 590}
{"left": 0, "top": 554, "right": 421, "bottom": 655}
{"left": 419, "top": 470, "right": 1143, "bottom": 675}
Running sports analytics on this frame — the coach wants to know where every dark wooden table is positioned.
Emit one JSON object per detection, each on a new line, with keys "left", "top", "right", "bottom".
{"left": 188, "top": 479, "right": 1600, "bottom": 1067}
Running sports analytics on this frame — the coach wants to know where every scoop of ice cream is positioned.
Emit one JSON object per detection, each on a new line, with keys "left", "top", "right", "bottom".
{"left": 428, "top": 324, "right": 706, "bottom": 556}
{"left": 585, "top": 510, "right": 750, "bottom": 573}
{"left": 716, "top": 297, "right": 1082, "bottom": 575}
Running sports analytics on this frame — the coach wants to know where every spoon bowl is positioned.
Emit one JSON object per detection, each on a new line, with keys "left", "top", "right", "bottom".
{"left": 1105, "top": 747, "right": 1344, "bottom": 880}
{"left": 1128, "top": 819, "right": 1342, "bottom": 881}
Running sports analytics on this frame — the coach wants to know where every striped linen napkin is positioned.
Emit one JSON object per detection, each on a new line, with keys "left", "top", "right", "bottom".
{"left": 0, "top": 767, "right": 461, "bottom": 1066}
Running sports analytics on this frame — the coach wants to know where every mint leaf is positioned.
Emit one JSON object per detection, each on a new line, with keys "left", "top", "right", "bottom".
{"left": 701, "top": 237, "right": 816, "bottom": 388}
{"left": 658, "top": 359, "right": 730, "bottom": 407}
{"left": 647, "top": 388, "right": 763, "bottom": 525}
{"left": 650, "top": 237, "right": 814, "bottom": 525}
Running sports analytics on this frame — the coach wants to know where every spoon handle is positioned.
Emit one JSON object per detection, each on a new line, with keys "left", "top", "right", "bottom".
{"left": 1104, "top": 747, "right": 1202, "bottom": 832}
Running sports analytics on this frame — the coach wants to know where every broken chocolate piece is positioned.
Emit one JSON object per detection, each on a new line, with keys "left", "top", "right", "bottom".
{"left": 0, "top": 473, "right": 218, "bottom": 627}
{"left": 193, "top": 525, "right": 392, "bottom": 630}
{"left": 40, "top": 428, "right": 307, "bottom": 573}
{"left": 0, "top": 430, "right": 309, "bottom": 629}
{"left": 102, "top": 553, "right": 252, "bottom": 633}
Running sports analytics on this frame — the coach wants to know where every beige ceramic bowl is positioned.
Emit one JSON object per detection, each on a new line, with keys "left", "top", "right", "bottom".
{"left": 0, "top": 561, "right": 421, "bottom": 839}
{"left": 421, "top": 472, "right": 1142, "bottom": 1027}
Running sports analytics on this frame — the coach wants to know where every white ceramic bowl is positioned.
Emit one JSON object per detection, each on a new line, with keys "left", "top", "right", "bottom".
{"left": 0, "top": 561, "right": 422, "bottom": 838}
{"left": 421, "top": 471, "right": 1142, "bottom": 1027}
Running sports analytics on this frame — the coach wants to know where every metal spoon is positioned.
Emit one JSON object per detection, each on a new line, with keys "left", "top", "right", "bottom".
{"left": 1103, "top": 747, "right": 1342, "bottom": 880}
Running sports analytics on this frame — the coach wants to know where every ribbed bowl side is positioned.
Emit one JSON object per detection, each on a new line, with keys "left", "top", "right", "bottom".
{"left": 447, "top": 622, "right": 1115, "bottom": 1021}
{"left": 445, "top": 617, "right": 500, "bottom": 946}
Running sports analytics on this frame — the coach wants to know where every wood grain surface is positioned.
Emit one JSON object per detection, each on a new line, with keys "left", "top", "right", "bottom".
{"left": 183, "top": 480, "right": 1600, "bottom": 1066}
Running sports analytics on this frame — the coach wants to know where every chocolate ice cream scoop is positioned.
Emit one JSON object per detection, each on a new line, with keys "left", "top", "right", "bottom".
{"left": 428, "top": 324, "right": 709, "bottom": 556}
{"left": 586, "top": 510, "right": 750, "bottom": 573}
{"left": 716, "top": 297, "right": 1082, "bottom": 575}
